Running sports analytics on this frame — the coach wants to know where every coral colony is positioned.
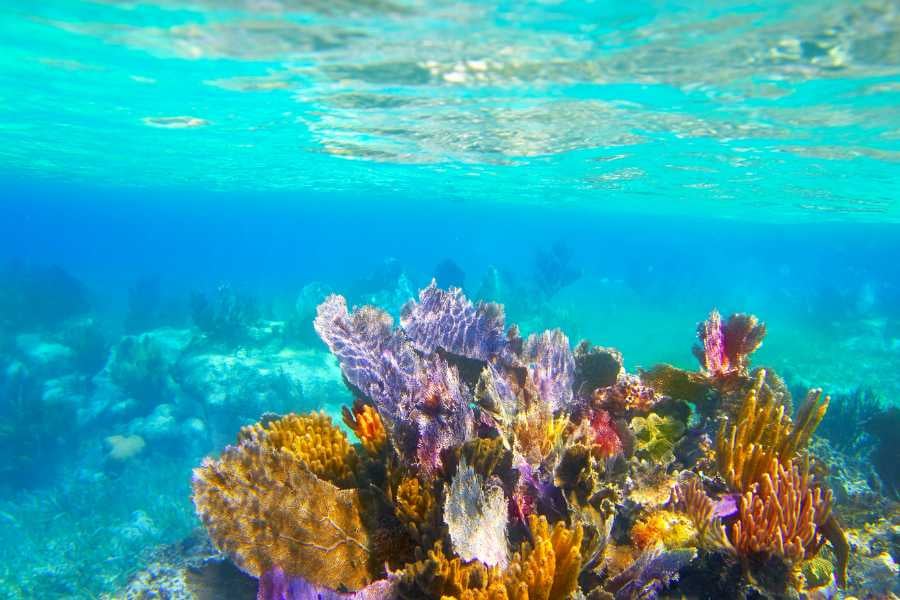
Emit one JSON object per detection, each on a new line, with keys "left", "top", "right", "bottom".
{"left": 191, "top": 282, "right": 849, "bottom": 599}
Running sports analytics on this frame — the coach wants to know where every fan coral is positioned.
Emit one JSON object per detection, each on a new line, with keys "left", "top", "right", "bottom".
{"left": 444, "top": 458, "right": 509, "bottom": 567}
{"left": 730, "top": 460, "right": 832, "bottom": 568}
{"left": 631, "top": 509, "right": 698, "bottom": 551}
{"left": 400, "top": 281, "right": 510, "bottom": 362}
{"left": 693, "top": 310, "right": 766, "bottom": 378}
{"left": 411, "top": 354, "right": 475, "bottom": 477}
{"left": 522, "top": 329, "right": 575, "bottom": 414}
{"left": 242, "top": 412, "right": 358, "bottom": 487}
{"left": 799, "top": 557, "right": 834, "bottom": 590}
{"left": 717, "top": 370, "right": 828, "bottom": 493}
{"left": 513, "top": 403, "right": 568, "bottom": 466}
{"left": 343, "top": 401, "right": 387, "bottom": 457}
{"left": 314, "top": 294, "right": 408, "bottom": 412}
{"left": 631, "top": 413, "right": 685, "bottom": 464}
{"left": 192, "top": 437, "right": 376, "bottom": 589}
{"left": 639, "top": 364, "right": 712, "bottom": 409}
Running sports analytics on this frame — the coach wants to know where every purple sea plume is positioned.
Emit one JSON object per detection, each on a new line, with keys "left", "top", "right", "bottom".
{"left": 257, "top": 567, "right": 396, "bottom": 600}
{"left": 712, "top": 493, "right": 740, "bottom": 520}
{"left": 400, "top": 281, "right": 510, "bottom": 362}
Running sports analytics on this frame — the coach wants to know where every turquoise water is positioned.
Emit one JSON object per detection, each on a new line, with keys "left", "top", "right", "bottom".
{"left": 1, "top": 1, "right": 899, "bottom": 598}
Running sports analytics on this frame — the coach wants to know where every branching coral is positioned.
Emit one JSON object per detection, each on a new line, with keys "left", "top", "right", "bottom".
{"left": 716, "top": 370, "right": 828, "bottom": 492}
{"left": 502, "top": 514, "right": 583, "bottom": 600}
{"left": 730, "top": 460, "right": 832, "bottom": 568}
{"left": 693, "top": 309, "right": 766, "bottom": 378}
{"left": 191, "top": 438, "right": 375, "bottom": 589}
{"left": 390, "top": 474, "right": 437, "bottom": 545}
{"left": 669, "top": 478, "right": 732, "bottom": 550}
{"left": 241, "top": 412, "right": 358, "bottom": 487}
{"left": 343, "top": 401, "right": 388, "bottom": 457}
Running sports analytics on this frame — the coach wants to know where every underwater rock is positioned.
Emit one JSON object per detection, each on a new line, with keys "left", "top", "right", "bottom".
{"left": 190, "top": 284, "right": 260, "bottom": 344}
{"left": 106, "top": 532, "right": 257, "bottom": 600}
{"left": 174, "top": 351, "right": 304, "bottom": 443}
{"left": 106, "top": 434, "right": 146, "bottom": 461}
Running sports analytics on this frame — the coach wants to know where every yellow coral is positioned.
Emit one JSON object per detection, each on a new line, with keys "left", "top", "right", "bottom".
{"left": 342, "top": 402, "right": 387, "bottom": 456}
{"left": 631, "top": 509, "right": 697, "bottom": 550}
{"left": 513, "top": 403, "right": 567, "bottom": 465}
{"left": 717, "top": 370, "right": 828, "bottom": 493}
{"left": 191, "top": 435, "right": 375, "bottom": 589}
{"left": 390, "top": 475, "right": 437, "bottom": 544}
{"left": 398, "top": 515, "right": 582, "bottom": 600}
{"left": 243, "top": 412, "right": 357, "bottom": 487}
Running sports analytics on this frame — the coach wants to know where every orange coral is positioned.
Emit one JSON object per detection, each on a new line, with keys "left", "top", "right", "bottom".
{"left": 397, "top": 515, "right": 582, "bottom": 600}
{"left": 244, "top": 412, "right": 358, "bottom": 487}
{"left": 502, "top": 515, "right": 583, "bottom": 600}
{"left": 730, "top": 460, "right": 832, "bottom": 566}
{"left": 191, "top": 436, "right": 376, "bottom": 590}
{"left": 343, "top": 401, "right": 387, "bottom": 456}
{"left": 717, "top": 370, "right": 828, "bottom": 493}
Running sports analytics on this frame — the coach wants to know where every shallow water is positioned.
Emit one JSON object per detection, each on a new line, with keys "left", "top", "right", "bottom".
{"left": 1, "top": 1, "right": 899, "bottom": 598}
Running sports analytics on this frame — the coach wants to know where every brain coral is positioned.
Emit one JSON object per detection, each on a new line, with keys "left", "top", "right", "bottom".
{"left": 241, "top": 412, "right": 358, "bottom": 487}
{"left": 192, "top": 428, "right": 376, "bottom": 590}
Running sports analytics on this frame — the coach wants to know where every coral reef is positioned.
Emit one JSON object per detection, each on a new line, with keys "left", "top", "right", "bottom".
{"left": 185, "top": 285, "right": 869, "bottom": 599}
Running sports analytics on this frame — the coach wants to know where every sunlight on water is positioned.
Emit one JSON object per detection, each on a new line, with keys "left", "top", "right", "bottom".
{"left": 1, "top": 0, "right": 899, "bottom": 218}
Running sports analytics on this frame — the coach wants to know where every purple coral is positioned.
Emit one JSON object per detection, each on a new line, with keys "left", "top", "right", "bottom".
{"left": 522, "top": 329, "right": 575, "bottom": 414}
{"left": 411, "top": 355, "right": 474, "bottom": 476}
{"left": 257, "top": 567, "right": 395, "bottom": 600}
{"left": 313, "top": 294, "right": 418, "bottom": 423}
{"left": 611, "top": 547, "right": 696, "bottom": 600}
{"left": 400, "top": 281, "right": 510, "bottom": 362}
{"left": 315, "top": 291, "right": 475, "bottom": 478}
{"left": 693, "top": 309, "right": 766, "bottom": 377}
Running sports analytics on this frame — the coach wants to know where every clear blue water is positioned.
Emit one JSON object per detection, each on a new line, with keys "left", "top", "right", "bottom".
{"left": 0, "top": 0, "right": 899, "bottom": 597}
